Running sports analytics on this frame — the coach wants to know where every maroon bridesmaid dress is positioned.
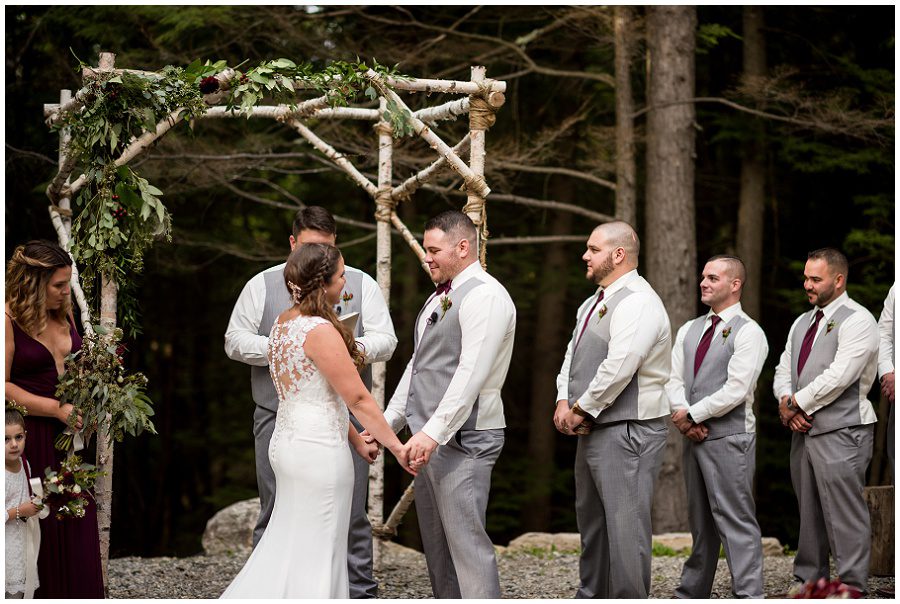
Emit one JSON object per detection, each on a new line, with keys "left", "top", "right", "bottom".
{"left": 9, "top": 317, "right": 105, "bottom": 598}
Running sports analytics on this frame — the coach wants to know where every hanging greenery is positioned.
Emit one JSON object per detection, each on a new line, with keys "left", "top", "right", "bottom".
{"left": 51, "top": 57, "right": 408, "bottom": 333}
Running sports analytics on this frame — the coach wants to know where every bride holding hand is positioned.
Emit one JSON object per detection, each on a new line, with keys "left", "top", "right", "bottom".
{"left": 222, "top": 243, "right": 415, "bottom": 599}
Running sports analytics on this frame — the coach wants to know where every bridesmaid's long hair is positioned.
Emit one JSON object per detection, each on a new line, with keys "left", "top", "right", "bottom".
{"left": 6, "top": 240, "right": 73, "bottom": 336}
{"left": 283, "top": 243, "right": 364, "bottom": 368}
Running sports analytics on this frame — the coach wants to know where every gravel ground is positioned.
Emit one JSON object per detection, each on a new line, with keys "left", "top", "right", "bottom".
{"left": 109, "top": 543, "right": 895, "bottom": 599}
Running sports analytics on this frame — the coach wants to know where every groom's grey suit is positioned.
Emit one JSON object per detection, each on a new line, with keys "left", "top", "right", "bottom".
{"left": 385, "top": 261, "right": 516, "bottom": 599}
{"left": 225, "top": 262, "right": 396, "bottom": 599}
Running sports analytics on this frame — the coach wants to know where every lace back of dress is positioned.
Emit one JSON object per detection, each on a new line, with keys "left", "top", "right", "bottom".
{"left": 268, "top": 315, "right": 328, "bottom": 403}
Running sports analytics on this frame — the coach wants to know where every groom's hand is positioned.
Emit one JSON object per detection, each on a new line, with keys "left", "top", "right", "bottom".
{"left": 407, "top": 431, "right": 438, "bottom": 466}
{"left": 360, "top": 429, "right": 381, "bottom": 449}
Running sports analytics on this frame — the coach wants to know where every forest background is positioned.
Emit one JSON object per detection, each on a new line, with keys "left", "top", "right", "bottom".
{"left": 5, "top": 5, "right": 895, "bottom": 558}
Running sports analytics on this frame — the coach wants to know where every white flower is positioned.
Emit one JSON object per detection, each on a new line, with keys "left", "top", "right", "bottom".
{"left": 73, "top": 485, "right": 82, "bottom": 494}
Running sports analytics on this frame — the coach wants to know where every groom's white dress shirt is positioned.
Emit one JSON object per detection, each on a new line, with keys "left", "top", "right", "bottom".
{"left": 555, "top": 269, "right": 671, "bottom": 420}
{"left": 224, "top": 262, "right": 397, "bottom": 365}
{"left": 666, "top": 302, "right": 768, "bottom": 432}
{"left": 384, "top": 261, "right": 516, "bottom": 445}
{"left": 773, "top": 291, "right": 878, "bottom": 421}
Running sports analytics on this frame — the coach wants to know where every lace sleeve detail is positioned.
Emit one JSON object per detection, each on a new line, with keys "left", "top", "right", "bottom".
{"left": 268, "top": 316, "right": 332, "bottom": 402}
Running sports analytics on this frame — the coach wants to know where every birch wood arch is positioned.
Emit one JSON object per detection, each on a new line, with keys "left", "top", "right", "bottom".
{"left": 43, "top": 52, "right": 506, "bottom": 586}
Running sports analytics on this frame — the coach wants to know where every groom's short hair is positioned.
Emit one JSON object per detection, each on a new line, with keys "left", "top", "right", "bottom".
{"left": 425, "top": 211, "right": 477, "bottom": 246}
{"left": 293, "top": 206, "right": 337, "bottom": 237}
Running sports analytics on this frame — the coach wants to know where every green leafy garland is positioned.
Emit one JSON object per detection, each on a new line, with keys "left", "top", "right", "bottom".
{"left": 52, "top": 57, "right": 409, "bottom": 334}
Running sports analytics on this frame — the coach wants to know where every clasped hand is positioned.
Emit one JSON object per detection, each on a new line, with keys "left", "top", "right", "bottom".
{"left": 671, "top": 408, "right": 708, "bottom": 442}
{"left": 357, "top": 430, "right": 431, "bottom": 477}
{"left": 779, "top": 396, "right": 813, "bottom": 432}
{"left": 553, "top": 400, "right": 584, "bottom": 436}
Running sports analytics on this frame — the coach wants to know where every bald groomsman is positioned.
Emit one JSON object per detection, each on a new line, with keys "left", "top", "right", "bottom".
{"left": 554, "top": 221, "right": 671, "bottom": 598}
{"left": 667, "top": 255, "right": 767, "bottom": 598}
{"left": 774, "top": 248, "right": 878, "bottom": 593}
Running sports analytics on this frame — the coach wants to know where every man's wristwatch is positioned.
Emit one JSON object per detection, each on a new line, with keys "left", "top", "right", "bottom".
{"left": 686, "top": 412, "right": 696, "bottom": 425}
{"left": 786, "top": 396, "right": 798, "bottom": 412}
{"left": 571, "top": 402, "right": 589, "bottom": 418}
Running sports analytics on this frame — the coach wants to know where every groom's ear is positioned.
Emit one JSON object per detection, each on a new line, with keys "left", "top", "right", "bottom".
{"left": 457, "top": 237, "right": 470, "bottom": 257}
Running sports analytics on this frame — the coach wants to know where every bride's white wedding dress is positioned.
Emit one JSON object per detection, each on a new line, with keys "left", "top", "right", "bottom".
{"left": 222, "top": 315, "right": 353, "bottom": 599}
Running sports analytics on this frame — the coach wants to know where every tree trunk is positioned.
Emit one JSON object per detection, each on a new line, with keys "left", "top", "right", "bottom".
{"left": 736, "top": 6, "right": 767, "bottom": 321}
{"left": 645, "top": 5, "right": 697, "bottom": 533}
{"left": 614, "top": 5, "right": 637, "bottom": 225}
{"left": 524, "top": 205, "right": 573, "bottom": 531}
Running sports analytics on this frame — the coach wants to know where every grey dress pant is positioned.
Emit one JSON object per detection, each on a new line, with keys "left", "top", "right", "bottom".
{"left": 790, "top": 424, "right": 874, "bottom": 592}
{"left": 414, "top": 428, "right": 504, "bottom": 599}
{"left": 675, "top": 433, "right": 764, "bottom": 598}
{"left": 252, "top": 406, "right": 377, "bottom": 598}
{"left": 574, "top": 418, "right": 667, "bottom": 599}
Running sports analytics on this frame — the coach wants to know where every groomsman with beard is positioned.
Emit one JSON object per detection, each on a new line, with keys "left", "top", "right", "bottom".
{"left": 384, "top": 210, "right": 516, "bottom": 599}
{"left": 773, "top": 247, "right": 878, "bottom": 593}
{"left": 554, "top": 221, "right": 671, "bottom": 598}
{"left": 224, "top": 206, "right": 397, "bottom": 598}
{"left": 666, "top": 255, "right": 767, "bottom": 598}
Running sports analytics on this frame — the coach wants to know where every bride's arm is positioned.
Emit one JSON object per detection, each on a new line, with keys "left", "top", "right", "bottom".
{"left": 305, "top": 323, "right": 410, "bottom": 470}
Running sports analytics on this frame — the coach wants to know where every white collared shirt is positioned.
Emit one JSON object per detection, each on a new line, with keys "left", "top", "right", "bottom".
{"left": 878, "top": 283, "right": 895, "bottom": 378}
{"left": 224, "top": 262, "right": 397, "bottom": 366}
{"left": 555, "top": 269, "right": 672, "bottom": 420}
{"left": 773, "top": 291, "right": 878, "bottom": 421}
{"left": 384, "top": 261, "right": 516, "bottom": 445}
{"left": 666, "top": 302, "right": 768, "bottom": 431}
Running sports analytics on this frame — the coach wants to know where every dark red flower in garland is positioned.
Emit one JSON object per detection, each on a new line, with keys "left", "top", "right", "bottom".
{"left": 199, "top": 76, "right": 220, "bottom": 94}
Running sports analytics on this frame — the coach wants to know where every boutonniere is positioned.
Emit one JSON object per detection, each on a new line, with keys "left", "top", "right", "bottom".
{"left": 439, "top": 295, "right": 452, "bottom": 320}
{"left": 826, "top": 319, "right": 836, "bottom": 334}
{"left": 720, "top": 327, "right": 733, "bottom": 343}
{"left": 597, "top": 305, "right": 608, "bottom": 321}
{"left": 341, "top": 291, "right": 353, "bottom": 303}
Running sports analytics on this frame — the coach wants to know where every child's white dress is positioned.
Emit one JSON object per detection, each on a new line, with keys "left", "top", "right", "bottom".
{"left": 5, "top": 460, "right": 41, "bottom": 598}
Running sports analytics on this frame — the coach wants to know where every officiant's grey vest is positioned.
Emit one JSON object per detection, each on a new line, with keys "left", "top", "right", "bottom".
{"left": 791, "top": 305, "right": 863, "bottom": 436}
{"left": 405, "top": 278, "right": 484, "bottom": 435}
{"left": 251, "top": 267, "right": 368, "bottom": 412}
{"left": 567, "top": 286, "right": 642, "bottom": 425}
{"left": 681, "top": 314, "right": 751, "bottom": 439}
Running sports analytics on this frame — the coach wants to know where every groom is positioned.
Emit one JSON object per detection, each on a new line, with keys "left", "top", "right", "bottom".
{"left": 224, "top": 206, "right": 397, "bottom": 598}
{"left": 384, "top": 210, "right": 516, "bottom": 599}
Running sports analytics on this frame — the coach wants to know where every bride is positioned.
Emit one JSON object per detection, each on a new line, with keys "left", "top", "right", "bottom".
{"left": 222, "top": 243, "right": 413, "bottom": 599}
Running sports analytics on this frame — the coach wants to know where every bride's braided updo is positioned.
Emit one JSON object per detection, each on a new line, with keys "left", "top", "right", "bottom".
{"left": 284, "top": 243, "right": 364, "bottom": 368}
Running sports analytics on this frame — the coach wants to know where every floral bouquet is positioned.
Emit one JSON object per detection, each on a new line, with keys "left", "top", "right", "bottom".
{"left": 789, "top": 578, "right": 862, "bottom": 599}
{"left": 55, "top": 324, "right": 157, "bottom": 452}
{"left": 41, "top": 455, "right": 104, "bottom": 520}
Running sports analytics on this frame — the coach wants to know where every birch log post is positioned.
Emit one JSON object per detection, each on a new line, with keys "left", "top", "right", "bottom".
{"left": 369, "top": 101, "right": 394, "bottom": 570}
{"left": 93, "top": 51, "right": 118, "bottom": 596}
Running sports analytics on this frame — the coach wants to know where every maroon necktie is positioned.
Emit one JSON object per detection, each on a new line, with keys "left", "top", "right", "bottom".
{"left": 574, "top": 290, "right": 605, "bottom": 351}
{"left": 435, "top": 280, "right": 452, "bottom": 295}
{"left": 797, "top": 309, "right": 825, "bottom": 376}
{"left": 693, "top": 315, "right": 722, "bottom": 376}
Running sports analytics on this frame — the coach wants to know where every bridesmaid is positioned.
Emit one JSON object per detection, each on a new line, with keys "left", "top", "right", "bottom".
{"left": 5, "top": 240, "right": 104, "bottom": 598}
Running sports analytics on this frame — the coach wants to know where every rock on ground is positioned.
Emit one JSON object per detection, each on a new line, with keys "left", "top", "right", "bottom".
{"left": 108, "top": 542, "right": 895, "bottom": 599}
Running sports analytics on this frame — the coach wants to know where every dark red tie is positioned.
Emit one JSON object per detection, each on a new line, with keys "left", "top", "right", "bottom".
{"left": 435, "top": 280, "right": 452, "bottom": 295}
{"left": 574, "top": 290, "right": 605, "bottom": 351}
{"left": 693, "top": 315, "right": 722, "bottom": 376}
{"left": 797, "top": 309, "right": 825, "bottom": 376}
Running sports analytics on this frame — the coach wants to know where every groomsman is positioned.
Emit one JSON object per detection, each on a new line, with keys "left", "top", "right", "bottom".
{"left": 224, "top": 206, "right": 397, "bottom": 598}
{"left": 384, "top": 211, "right": 516, "bottom": 599}
{"left": 666, "top": 255, "right": 766, "bottom": 598}
{"left": 878, "top": 283, "right": 894, "bottom": 472}
{"left": 554, "top": 221, "right": 671, "bottom": 598}
{"left": 773, "top": 247, "right": 878, "bottom": 593}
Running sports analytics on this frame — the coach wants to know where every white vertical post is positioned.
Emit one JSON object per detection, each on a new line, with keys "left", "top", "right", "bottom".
{"left": 369, "top": 98, "right": 394, "bottom": 571}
